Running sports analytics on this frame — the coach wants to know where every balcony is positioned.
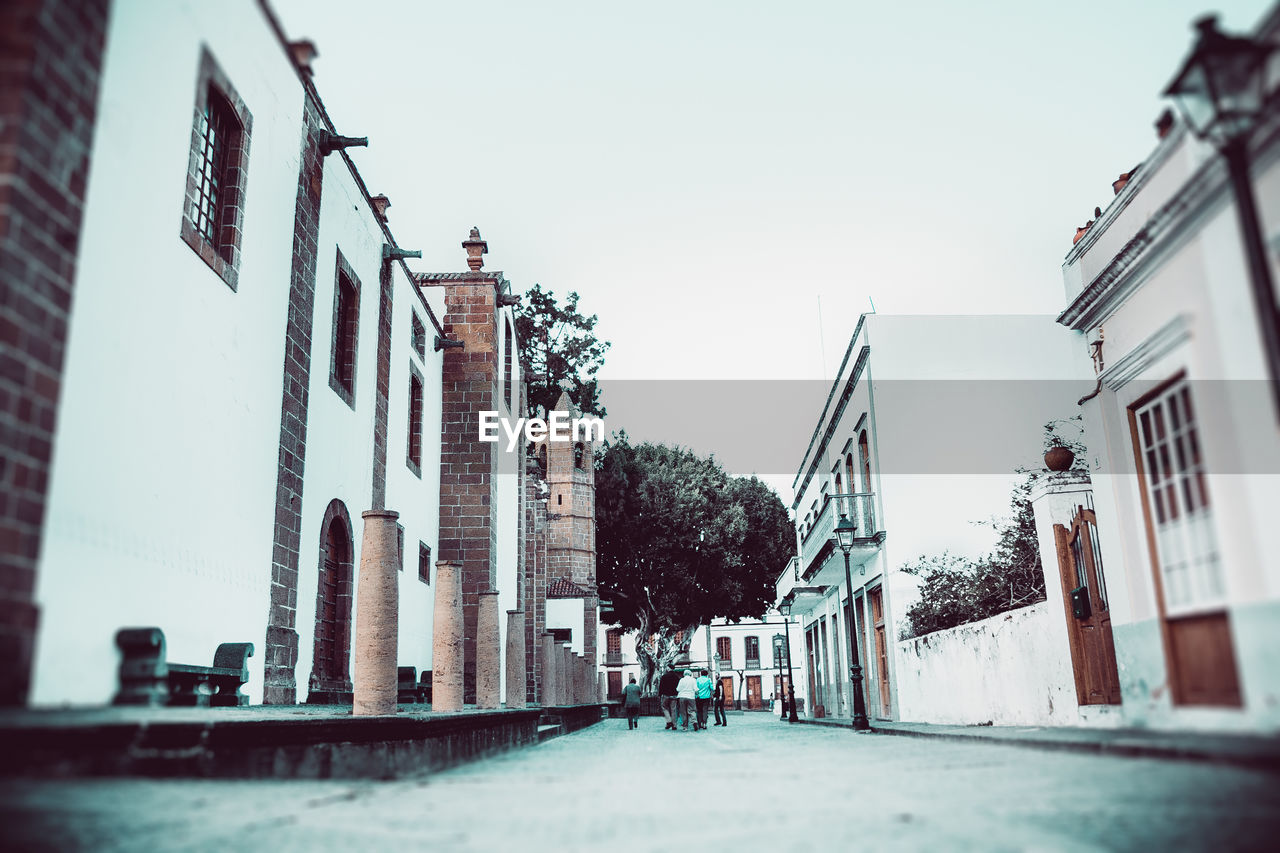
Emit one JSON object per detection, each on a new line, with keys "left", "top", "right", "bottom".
{"left": 798, "top": 492, "right": 884, "bottom": 581}
{"left": 745, "top": 657, "right": 761, "bottom": 671}
{"left": 604, "top": 652, "right": 624, "bottom": 666}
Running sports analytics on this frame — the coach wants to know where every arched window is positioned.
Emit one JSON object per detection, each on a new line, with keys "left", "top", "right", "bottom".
{"left": 574, "top": 442, "right": 585, "bottom": 469}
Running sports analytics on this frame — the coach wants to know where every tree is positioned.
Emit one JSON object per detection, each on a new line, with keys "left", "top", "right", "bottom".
{"left": 896, "top": 418, "right": 1079, "bottom": 639}
{"left": 595, "top": 437, "right": 793, "bottom": 695}
{"left": 512, "top": 283, "right": 610, "bottom": 419}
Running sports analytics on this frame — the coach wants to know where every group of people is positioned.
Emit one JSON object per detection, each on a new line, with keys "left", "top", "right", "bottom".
{"left": 620, "top": 666, "right": 730, "bottom": 731}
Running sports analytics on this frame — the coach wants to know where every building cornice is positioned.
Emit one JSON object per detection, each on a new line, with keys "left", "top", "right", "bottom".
{"left": 1098, "top": 314, "right": 1191, "bottom": 391}
{"left": 792, "top": 344, "right": 871, "bottom": 510}
{"left": 791, "top": 314, "right": 868, "bottom": 498}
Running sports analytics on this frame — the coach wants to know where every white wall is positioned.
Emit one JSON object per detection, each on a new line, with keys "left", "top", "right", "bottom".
{"left": 895, "top": 601, "right": 1082, "bottom": 727}
{"left": 546, "top": 599, "right": 584, "bottom": 654}
{"left": 32, "top": 0, "right": 305, "bottom": 705}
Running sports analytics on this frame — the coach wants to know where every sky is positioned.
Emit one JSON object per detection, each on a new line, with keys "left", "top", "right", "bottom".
{"left": 270, "top": 0, "right": 1270, "bottom": 528}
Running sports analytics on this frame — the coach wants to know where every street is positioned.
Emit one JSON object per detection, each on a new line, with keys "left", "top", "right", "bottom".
{"left": 2, "top": 713, "right": 1278, "bottom": 852}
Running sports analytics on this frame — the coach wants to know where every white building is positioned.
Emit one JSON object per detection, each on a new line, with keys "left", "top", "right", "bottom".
{"left": 777, "top": 313, "right": 1086, "bottom": 722}
{"left": 1055, "top": 9, "right": 1280, "bottom": 733}
{"left": 6, "top": 0, "right": 577, "bottom": 708}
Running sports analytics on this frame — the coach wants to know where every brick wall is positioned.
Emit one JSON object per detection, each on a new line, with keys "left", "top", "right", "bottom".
{"left": 369, "top": 258, "right": 393, "bottom": 508}
{"left": 523, "top": 456, "right": 547, "bottom": 702}
{"left": 423, "top": 271, "right": 501, "bottom": 704}
{"left": 262, "top": 94, "right": 326, "bottom": 704}
{"left": 0, "top": 0, "right": 110, "bottom": 705}
{"left": 543, "top": 399, "right": 598, "bottom": 667}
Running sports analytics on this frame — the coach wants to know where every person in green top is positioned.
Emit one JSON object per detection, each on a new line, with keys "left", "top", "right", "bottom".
{"left": 694, "top": 668, "right": 714, "bottom": 731}
{"left": 621, "top": 675, "right": 643, "bottom": 729}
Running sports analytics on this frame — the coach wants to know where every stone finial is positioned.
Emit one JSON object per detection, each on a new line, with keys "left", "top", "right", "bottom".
{"left": 462, "top": 226, "right": 488, "bottom": 271}
{"left": 288, "top": 40, "right": 318, "bottom": 75}
{"left": 371, "top": 194, "right": 391, "bottom": 222}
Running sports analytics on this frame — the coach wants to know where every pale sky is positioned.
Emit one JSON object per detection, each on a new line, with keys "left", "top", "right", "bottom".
{"left": 270, "top": 0, "right": 1269, "bottom": 520}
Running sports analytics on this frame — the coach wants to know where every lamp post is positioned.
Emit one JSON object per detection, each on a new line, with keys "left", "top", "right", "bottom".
{"left": 779, "top": 601, "right": 799, "bottom": 722}
{"left": 772, "top": 634, "right": 785, "bottom": 721}
{"left": 835, "top": 513, "right": 870, "bottom": 730}
{"left": 1164, "top": 15, "right": 1280, "bottom": 421}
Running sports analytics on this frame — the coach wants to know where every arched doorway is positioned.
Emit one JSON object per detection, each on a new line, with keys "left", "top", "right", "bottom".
{"left": 308, "top": 499, "right": 354, "bottom": 703}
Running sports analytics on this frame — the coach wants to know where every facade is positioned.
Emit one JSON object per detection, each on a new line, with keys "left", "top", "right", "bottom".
{"left": 1054, "top": 8, "right": 1280, "bottom": 732}
{"left": 776, "top": 314, "right": 1085, "bottom": 722}
{"left": 0, "top": 0, "right": 596, "bottom": 708}
{"left": 598, "top": 614, "right": 807, "bottom": 714}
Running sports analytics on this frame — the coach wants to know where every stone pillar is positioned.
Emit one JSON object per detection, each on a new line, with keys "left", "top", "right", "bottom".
{"left": 541, "top": 633, "right": 557, "bottom": 707}
{"left": 506, "top": 610, "right": 526, "bottom": 708}
{"left": 576, "top": 654, "right": 587, "bottom": 705}
{"left": 432, "top": 561, "right": 464, "bottom": 711}
{"left": 352, "top": 510, "right": 400, "bottom": 716}
{"left": 559, "top": 644, "right": 572, "bottom": 706}
{"left": 598, "top": 672, "right": 606, "bottom": 703}
{"left": 476, "top": 591, "right": 501, "bottom": 709}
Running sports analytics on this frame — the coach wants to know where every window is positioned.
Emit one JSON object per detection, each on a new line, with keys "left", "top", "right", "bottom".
{"left": 1132, "top": 377, "right": 1222, "bottom": 616}
{"left": 716, "top": 636, "right": 732, "bottom": 667}
{"left": 744, "top": 636, "right": 760, "bottom": 666}
{"left": 418, "top": 542, "right": 431, "bottom": 584}
{"left": 411, "top": 314, "right": 426, "bottom": 360}
{"left": 606, "top": 630, "right": 622, "bottom": 655}
{"left": 407, "top": 364, "right": 424, "bottom": 475}
{"left": 181, "top": 47, "right": 252, "bottom": 291}
{"left": 328, "top": 250, "right": 361, "bottom": 407}
{"left": 574, "top": 442, "right": 585, "bottom": 469}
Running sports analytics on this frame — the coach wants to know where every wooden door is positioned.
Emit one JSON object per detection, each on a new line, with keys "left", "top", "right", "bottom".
{"left": 1053, "top": 507, "right": 1122, "bottom": 705}
{"left": 869, "top": 587, "right": 890, "bottom": 716}
{"left": 607, "top": 670, "right": 622, "bottom": 699}
{"left": 316, "top": 521, "right": 348, "bottom": 682}
{"left": 746, "top": 676, "right": 762, "bottom": 710}
{"left": 1129, "top": 378, "right": 1241, "bottom": 706}
{"left": 720, "top": 676, "right": 734, "bottom": 709}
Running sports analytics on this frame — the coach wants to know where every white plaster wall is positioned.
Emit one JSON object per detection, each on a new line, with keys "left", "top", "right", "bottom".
{"left": 491, "top": 304, "right": 522, "bottom": 701}
{"left": 385, "top": 279, "right": 444, "bottom": 677}
{"left": 546, "top": 599, "right": 584, "bottom": 654}
{"left": 895, "top": 601, "right": 1080, "bottom": 727}
{"left": 32, "top": 0, "right": 306, "bottom": 705}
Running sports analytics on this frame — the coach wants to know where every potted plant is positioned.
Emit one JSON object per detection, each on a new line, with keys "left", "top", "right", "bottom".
{"left": 1042, "top": 416, "right": 1085, "bottom": 472}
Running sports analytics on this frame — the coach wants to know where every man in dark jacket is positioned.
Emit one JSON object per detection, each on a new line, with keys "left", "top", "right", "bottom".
{"left": 622, "top": 676, "right": 643, "bottom": 729}
{"left": 657, "top": 667, "right": 681, "bottom": 730}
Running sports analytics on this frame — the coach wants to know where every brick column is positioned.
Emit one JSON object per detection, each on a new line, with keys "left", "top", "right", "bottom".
{"left": 559, "top": 644, "right": 572, "bottom": 706}
{"left": 505, "top": 609, "right": 526, "bottom": 708}
{"left": 420, "top": 231, "right": 503, "bottom": 704}
{"left": 0, "top": 0, "right": 110, "bottom": 706}
{"left": 523, "top": 458, "right": 547, "bottom": 703}
{"left": 431, "top": 560, "right": 464, "bottom": 711}
{"left": 369, "top": 259, "right": 393, "bottom": 509}
{"left": 262, "top": 95, "right": 327, "bottom": 704}
{"left": 475, "top": 590, "right": 500, "bottom": 709}
{"left": 352, "top": 510, "right": 399, "bottom": 716}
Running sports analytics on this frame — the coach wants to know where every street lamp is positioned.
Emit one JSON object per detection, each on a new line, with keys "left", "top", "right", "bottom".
{"left": 1164, "top": 15, "right": 1280, "bottom": 420}
{"left": 773, "top": 634, "right": 786, "bottom": 722}
{"left": 779, "top": 601, "right": 799, "bottom": 723}
{"left": 834, "top": 514, "right": 870, "bottom": 731}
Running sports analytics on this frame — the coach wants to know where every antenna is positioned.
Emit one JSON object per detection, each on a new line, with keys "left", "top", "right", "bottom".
{"left": 868, "top": 296, "right": 877, "bottom": 313}
{"left": 817, "top": 294, "right": 828, "bottom": 377}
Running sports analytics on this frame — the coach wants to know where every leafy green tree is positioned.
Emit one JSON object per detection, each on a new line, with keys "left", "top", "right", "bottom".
{"left": 512, "top": 283, "right": 610, "bottom": 419}
{"left": 596, "top": 437, "right": 793, "bottom": 694}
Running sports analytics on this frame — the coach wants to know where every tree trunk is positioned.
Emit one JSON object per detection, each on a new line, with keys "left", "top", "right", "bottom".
{"left": 633, "top": 615, "right": 699, "bottom": 695}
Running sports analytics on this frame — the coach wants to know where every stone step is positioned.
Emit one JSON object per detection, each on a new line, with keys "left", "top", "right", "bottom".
{"left": 537, "top": 723, "right": 563, "bottom": 742}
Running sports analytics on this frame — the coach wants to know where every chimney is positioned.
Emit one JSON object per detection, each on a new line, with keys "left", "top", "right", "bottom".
{"left": 462, "top": 227, "right": 488, "bottom": 271}
{"left": 288, "top": 40, "right": 318, "bottom": 76}
{"left": 371, "top": 194, "right": 391, "bottom": 222}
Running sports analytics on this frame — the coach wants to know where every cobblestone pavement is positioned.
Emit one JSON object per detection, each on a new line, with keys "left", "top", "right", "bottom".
{"left": 3, "top": 713, "right": 1278, "bottom": 852}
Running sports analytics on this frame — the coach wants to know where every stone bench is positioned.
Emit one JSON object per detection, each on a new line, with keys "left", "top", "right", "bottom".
{"left": 114, "top": 627, "right": 253, "bottom": 708}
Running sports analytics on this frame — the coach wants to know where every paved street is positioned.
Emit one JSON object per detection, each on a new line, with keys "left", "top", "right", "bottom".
{"left": 3, "top": 713, "right": 1278, "bottom": 852}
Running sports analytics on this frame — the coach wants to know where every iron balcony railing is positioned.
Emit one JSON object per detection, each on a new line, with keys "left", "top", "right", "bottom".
{"left": 798, "top": 492, "right": 879, "bottom": 578}
{"left": 604, "top": 652, "right": 624, "bottom": 666}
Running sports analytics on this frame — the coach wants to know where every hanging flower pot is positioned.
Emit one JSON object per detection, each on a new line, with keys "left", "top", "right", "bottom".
{"left": 1044, "top": 446, "right": 1076, "bottom": 472}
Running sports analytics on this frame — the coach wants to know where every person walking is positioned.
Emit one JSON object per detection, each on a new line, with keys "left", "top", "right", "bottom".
{"left": 621, "top": 675, "right": 642, "bottom": 730}
{"left": 657, "top": 667, "right": 681, "bottom": 730}
{"left": 713, "top": 677, "right": 727, "bottom": 726}
{"left": 694, "top": 669, "right": 713, "bottom": 730}
{"left": 676, "top": 669, "right": 697, "bottom": 731}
